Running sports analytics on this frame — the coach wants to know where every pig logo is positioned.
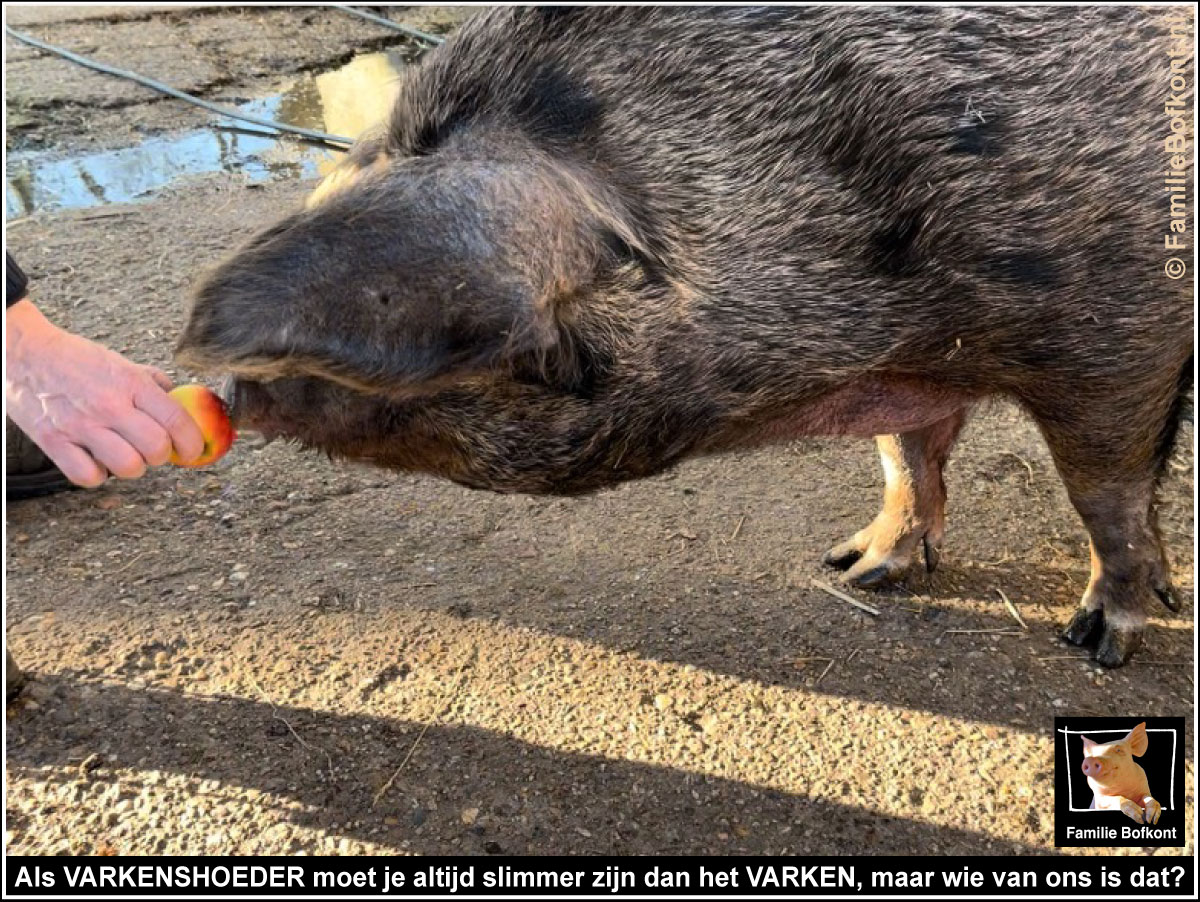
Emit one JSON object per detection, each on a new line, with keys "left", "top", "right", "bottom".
{"left": 1054, "top": 716, "right": 1184, "bottom": 848}
{"left": 1080, "top": 722, "right": 1160, "bottom": 825}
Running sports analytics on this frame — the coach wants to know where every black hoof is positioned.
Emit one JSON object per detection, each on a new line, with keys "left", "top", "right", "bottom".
{"left": 822, "top": 546, "right": 863, "bottom": 571}
{"left": 845, "top": 564, "right": 899, "bottom": 591}
{"left": 1155, "top": 584, "right": 1181, "bottom": 613}
{"left": 922, "top": 536, "right": 940, "bottom": 573}
{"left": 1062, "top": 608, "right": 1104, "bottom": 647}
{"left": 1094, "top": 625, "right": 1143, "bottom": 668}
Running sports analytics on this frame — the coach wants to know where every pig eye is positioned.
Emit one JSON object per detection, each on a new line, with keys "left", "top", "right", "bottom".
{"left": 601, "top": 230, "right": 636, "bottom": 263}
{"left": 600, "top": 229, "right": 658, "bottom": 282}
{"left": 377, "top": 291, "right": 392, "bottom": 307}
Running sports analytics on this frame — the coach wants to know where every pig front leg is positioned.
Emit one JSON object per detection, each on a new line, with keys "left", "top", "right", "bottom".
{"left": 1141, "top": 795, "right": 1162, "bottom": 825}
{"left": 823, "top": 410, "right": 966, "bottom": 589}
{"left": 1093, "top": 792, "right": 1149, "bottom": 823}
{"left": 1115, "top": 797, "right": 1147, "bottom": 824}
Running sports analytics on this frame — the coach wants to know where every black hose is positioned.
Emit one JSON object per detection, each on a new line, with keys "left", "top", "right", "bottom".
{"left": 327, "top": 5, "right": 445, "bottom": 45}
{"left": 5, "top": 25, "right": 354, "bottom": 148}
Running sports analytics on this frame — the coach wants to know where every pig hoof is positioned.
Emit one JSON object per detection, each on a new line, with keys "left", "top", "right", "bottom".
{"left": 1062, "top": 603, "right": 1144, "bottom": 667}
{"left": 921, "top": 536, "right": 940, "bottom": 573}
{"left": 1094, "top": 624, "right": 1143, "bottom": 669}
{"left": 843, "top": 559, "right": 906, "bottom": 590}
{"left": 1143, "top": 798, "right": 1162, "bottom": 825}
{"left": 1119, "top": 799, "right": 1145, "bottom": 824}
{"left": 822, "top": 541, "right": 865, "bottom": 571}
{"left": 822, "top": 529, "right": 937, "bottom": 587}
{"left": 1062, "top": 608, "right": 1104, "bottom": 647}
{"left": 1155, "top": 584, "right": 1181, "bottom": 613}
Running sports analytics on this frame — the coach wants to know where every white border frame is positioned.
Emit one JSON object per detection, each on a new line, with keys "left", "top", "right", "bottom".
{"left": 1059, "top": 727, "right": 1178, "bottom": 812}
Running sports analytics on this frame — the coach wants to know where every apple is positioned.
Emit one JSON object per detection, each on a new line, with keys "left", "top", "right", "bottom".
{"left": 167, "top": 384, "right": 236, "bottom": 467}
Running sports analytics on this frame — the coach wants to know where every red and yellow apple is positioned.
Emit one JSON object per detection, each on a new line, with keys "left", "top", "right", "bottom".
{"left": 167, "top": 384, "right": 236, "bottom": 467}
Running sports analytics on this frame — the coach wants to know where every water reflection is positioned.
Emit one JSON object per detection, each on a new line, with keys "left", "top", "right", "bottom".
{"left": 305, "top": 49, "right": 410, "bottom": 154}
{"left": 5, "top": 48, "right": 416, "bottom": 219}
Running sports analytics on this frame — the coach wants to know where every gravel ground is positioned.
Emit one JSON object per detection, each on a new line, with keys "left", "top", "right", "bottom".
{"left": 4, "top": 5, "right": 1194, "bottom": 857}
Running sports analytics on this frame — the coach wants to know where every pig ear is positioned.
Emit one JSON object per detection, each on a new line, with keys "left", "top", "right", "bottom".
{"left": 1125, "top": 723, "right": 1149, "bottom": 757}
{"left": 178, "top": 159, "right": 644, "bottom": 392}
{"left": 1081, "top": 736, "right": 1097, "bottom": 755}
{"left": 305, "top": 129, "right": 389, "bottom": 210}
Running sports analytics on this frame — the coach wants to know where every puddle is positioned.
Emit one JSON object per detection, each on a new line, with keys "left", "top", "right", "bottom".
{"left": 5, "top": 47, "right": 422, "bottom": 219}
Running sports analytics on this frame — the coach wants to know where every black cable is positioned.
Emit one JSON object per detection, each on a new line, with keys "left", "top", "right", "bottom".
{"left": 327, "top": 5, "right": 444, "bottom": 45}
{"left": 5, "top": 25, "right": 354, "bottom": 148}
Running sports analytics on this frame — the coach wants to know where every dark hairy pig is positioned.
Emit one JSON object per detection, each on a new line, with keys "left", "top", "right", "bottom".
{"left": 176, "top": 7, "right": 1195, "bottom": 667}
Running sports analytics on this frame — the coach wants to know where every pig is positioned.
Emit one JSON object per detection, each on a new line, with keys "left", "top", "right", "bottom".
{"left": 175, "top": 7, "right": 1194, "bottom": 667}
{"left": 1081, "top": 723, "right": 1162, "bottom": 824}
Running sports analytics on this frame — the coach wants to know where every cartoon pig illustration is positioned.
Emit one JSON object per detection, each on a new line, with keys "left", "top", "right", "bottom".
{"left": 1081, "top": 722, "right": 1161, "bottom": 824}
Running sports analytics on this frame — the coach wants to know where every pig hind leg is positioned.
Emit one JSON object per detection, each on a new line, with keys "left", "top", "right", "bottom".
{"left": 1033, "top": 393, "right": 1183, "bottom": 668}
{"left": 823, "top": 409, "right": 967, "bottom": 589}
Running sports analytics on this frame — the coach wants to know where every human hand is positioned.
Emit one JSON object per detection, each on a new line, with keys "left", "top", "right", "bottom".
{"left": 5, "top": 299, "right": 206, "bottom": 487}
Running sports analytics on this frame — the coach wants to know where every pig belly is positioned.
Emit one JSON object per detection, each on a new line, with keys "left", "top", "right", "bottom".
{"left": 718, "top": 376, "right": 975, "bottom": 449}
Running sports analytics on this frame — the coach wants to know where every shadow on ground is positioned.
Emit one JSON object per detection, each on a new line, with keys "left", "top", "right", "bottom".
{"left": 7, "top": 676, "right": 1054, "bottom": 856}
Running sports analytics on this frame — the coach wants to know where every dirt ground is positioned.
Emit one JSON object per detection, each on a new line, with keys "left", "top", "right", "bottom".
{"left": 3, "top": 6, "right": 1194, "bottom": 857}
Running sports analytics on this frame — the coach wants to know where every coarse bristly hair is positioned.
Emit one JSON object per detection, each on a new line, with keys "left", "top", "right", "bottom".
{"left": 177, "top": 6, "right": 1193, "bottom": 667}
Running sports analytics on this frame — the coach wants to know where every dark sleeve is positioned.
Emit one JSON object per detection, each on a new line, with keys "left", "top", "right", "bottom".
{"left": 6, "top": 252, "right": 29, "bottom": 309}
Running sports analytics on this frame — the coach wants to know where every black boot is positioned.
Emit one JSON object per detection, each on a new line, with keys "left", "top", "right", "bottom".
{"left": 6, "top": 649, "right": 26, "bottom": 702}
{"left": 5, "top": 418, "right": 74, "bottom": 501}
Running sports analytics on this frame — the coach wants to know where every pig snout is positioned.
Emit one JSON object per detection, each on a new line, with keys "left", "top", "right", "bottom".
{"left": 1081, "top": 757, "right": 1108, "bottom": 779}
{"left": 217, "top": 377, "right": 284, "bottom": 440}
{"left": 218, "top": 376, "right": 240, "bottom": 420}
{"left": 214, "top": 377, "right": 274, "bottom": 450}
{"left": 217, "top": 376, "right": 256, "bottom": 431}
{"left": 209, "top": 374, "right": 397, "bottom": 458}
